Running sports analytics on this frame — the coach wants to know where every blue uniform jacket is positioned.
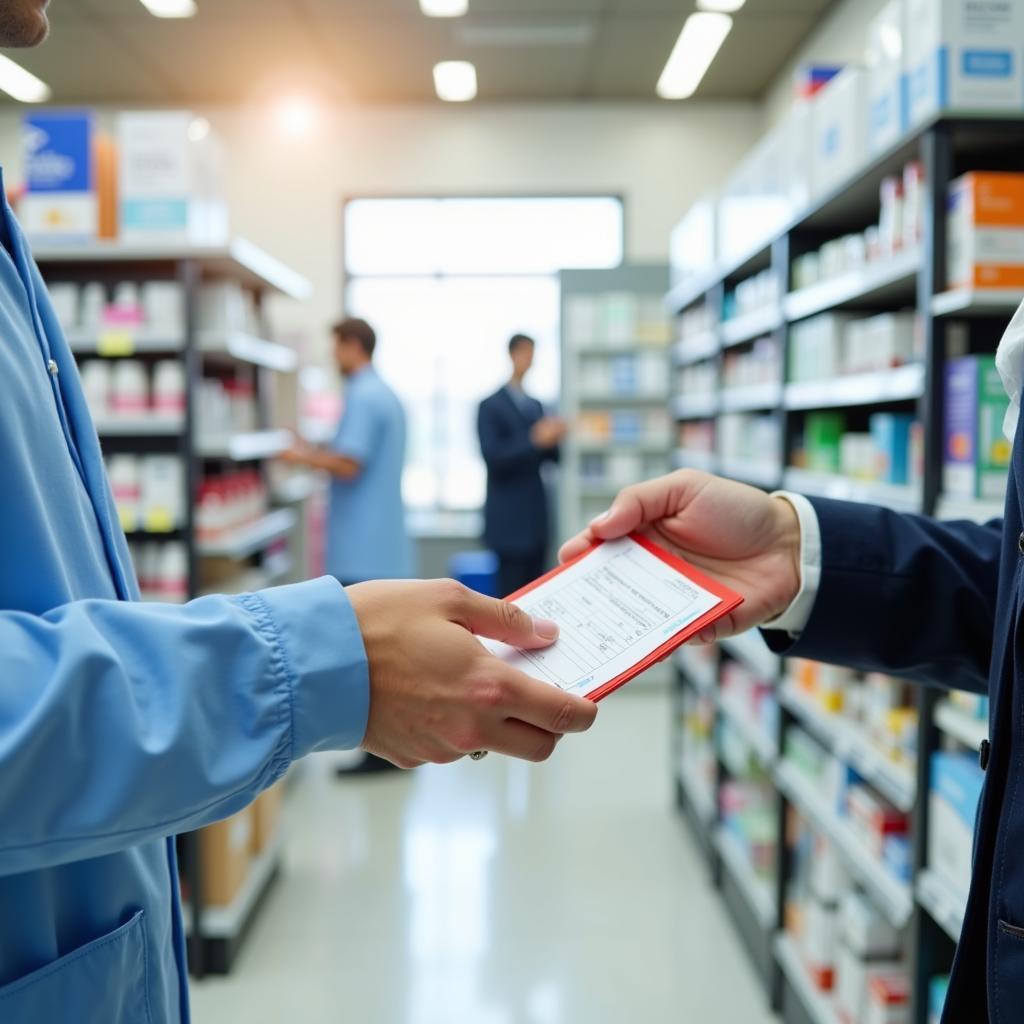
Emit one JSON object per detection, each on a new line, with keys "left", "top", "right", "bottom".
{"left": 0, "top": 184, "right": 370, "bottom": 1021}
{"left": 477, "top": 387, "right": 559, "bottom": 557}
{"left": 764, "top": 408, "right": 1024, "bottom": 1023}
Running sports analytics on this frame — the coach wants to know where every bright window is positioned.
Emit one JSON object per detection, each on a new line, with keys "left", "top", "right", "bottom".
{"left": 344, "top": 196, "right": 623, "bottom": 512}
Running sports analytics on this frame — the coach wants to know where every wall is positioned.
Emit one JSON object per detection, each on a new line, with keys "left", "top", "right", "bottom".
{"left": 0, "top": 100, "right": 760, "bottom": 359}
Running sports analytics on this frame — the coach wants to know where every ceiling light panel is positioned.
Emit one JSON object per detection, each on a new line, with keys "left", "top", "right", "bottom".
{"left": 137, "top": 0, "right": 198, "bottom": 17}
{"left": 657, "top": 12, "right": 732, "bottom": 100}
{"left": 420, "top": 0, "right": 468, "bottom": 16}
{"left": 697, "top": 0, "right": 746, "bottom": 12}
{"left": 433, "top": 61, "right": 477, "bottom": 102}
{"left": 0, "top": 56, "right": 50, "bottom": 103}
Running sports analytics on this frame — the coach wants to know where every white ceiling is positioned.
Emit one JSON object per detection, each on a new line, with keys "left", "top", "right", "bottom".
{"left": 15, "top": 0, "right": 837, "bottom": 105}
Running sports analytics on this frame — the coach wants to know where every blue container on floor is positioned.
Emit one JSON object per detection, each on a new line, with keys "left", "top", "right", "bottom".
{"left": 449, "top": 550, "right": 499, "bottom": 597}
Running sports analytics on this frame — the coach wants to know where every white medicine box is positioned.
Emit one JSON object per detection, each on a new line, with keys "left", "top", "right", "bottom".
{"left": 904, "top": 0, "right": 1024, "bottom": 127}
{"left": 117, "top": 111, "right": 229, "bottom": 246}
{"left": 865, "top": 0, "right": 907, "bottom": 155}
{"left": 810, "top": 66, "right": 868, "bottom": 200}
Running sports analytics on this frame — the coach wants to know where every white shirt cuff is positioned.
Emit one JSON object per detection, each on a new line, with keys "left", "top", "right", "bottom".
{"left": 760, "top": 491, "right": 821, "bottom": 636}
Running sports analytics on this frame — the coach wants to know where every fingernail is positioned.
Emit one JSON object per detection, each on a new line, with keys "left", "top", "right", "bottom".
{"left": 590, "top": 510, "right": 611, "bottom": 526}
{"left": 534, "top": 618, "right": 559, "bottom": 640}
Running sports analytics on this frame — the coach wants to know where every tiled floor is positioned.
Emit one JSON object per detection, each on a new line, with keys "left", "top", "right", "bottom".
{"left": 189, "top": 687, "right": 777, "bottom": 1024}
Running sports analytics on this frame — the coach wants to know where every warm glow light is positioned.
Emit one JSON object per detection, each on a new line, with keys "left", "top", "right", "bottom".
{"left": 272, "top": 96, "right": 319, "bottom": 138}
{"left": 187, "top": 117, "right": 210, "bottom": 142}
{"left": 656, "top": 12, "right": 732, "bottom": 100}
{"left": 0, "top": 55, "right": 50, "bottom": 103}
{"left": 697, "top": 0, "right": 745, "bottom": 12}
{"left": 137, "top": 0, "right": 197, "bottom": 16}
{"left": 433, "top": 61, "right": 477, "bottom": 102}
{"left": 420, "top": 0, "right": 468, "bottom": 16}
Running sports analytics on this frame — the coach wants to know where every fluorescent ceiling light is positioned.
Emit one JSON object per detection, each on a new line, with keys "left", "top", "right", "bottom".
{"left": 697, "top": 0, "right": 745, "bottom": 12}
{"left": 433, "top": 61, "right": 477, "bottom": 102}
{"left": 457, "top": 23, "right": 594, "bottom": 47}
{"left": 656, "top": 12, "right": 732, "bottom": 100}
{"left": 420, "top": 0, "right": 467, "bottom": 16}
{"left": 137, "top": 0, "right": 197, "bottom": 17}
{"left": 0, "top": 56, "right": 50, "bottom": 103}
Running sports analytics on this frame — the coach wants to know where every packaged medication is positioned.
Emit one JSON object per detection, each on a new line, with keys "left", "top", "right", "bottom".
{"left": 948, "top": 172, "right": 1024, "bottom": 290}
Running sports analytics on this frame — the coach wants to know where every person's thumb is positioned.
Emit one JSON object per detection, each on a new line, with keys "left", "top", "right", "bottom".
{"left": 458, "top": 590, "right": 559, "bottom": 650}
{"left": 588, "top": 487, "right": 644, "bottom": 540}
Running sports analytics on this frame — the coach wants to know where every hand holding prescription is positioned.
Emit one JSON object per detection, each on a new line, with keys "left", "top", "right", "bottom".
{"left": 559, "top": 470, "right": 800, "bottom": 642}
{"left": 483, "top": 532, "right": 742, "bottom": 702}
{"left": 347, "top": 579, "right": 598, "bottom": 768}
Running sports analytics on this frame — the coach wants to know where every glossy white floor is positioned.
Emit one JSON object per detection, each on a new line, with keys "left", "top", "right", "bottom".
{"left": 189, "top": 687, "right": 777, "bottom": 1024}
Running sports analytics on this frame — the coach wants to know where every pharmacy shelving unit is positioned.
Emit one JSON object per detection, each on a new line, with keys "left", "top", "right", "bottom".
{"left": 666, "top": 114, "right": 1024, "bottom": 1024}
{"left": 559, "top": 265, "right": 673, "bottom": 539}
{"left": 35, "top": 239, "right": 312, "bottom": 978}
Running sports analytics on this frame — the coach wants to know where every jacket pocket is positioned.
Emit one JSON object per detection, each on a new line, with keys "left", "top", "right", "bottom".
{"left": 994, "top": 919, "right": 1024, "bottom": 1024}
{"left": 0, "top": 909, "right": 151, "bottom": 1024}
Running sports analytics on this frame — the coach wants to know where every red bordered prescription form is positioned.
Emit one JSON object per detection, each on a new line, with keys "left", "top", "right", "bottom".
{"left": 481, "top": 532, "right": 744, "bottom": 702}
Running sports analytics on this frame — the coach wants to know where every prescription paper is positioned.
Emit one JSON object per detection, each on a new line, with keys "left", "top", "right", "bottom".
{"left": 481, "top": 535, "right": 740, "bottom": 701}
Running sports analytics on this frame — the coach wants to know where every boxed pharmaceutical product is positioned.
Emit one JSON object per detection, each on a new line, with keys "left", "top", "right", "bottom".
{"left": 118, "top": 111, "right": 228, "bottom": 245}
{"left": 929, "top": 975, "right": 950, "bottom": 1024}
{"left": 810, "top": 66, "right": 868, "bottom": 200}
{"left": 804, "top": 412, "right": 846, "bottom": 474}
{"left": 847, "top": 785, "right": 908, "bottom": 857}
{"left": 865, "top": 1, "right": 907, "bottom": 155}
{"left": 905, "top": 0, "right": 1024, "bottom": 128}
{"left": 20, "top": 110, "right": 97, "bottom": 241}
{"left": 870, "top": 413, "right": 914, "bottom": 486}
{"left": 840, "top": 890, "right": 902, "bottom": 958}
{"left": 865, "top": 969, "right": 910, "bottom": 1024}
{"left": 837, "top": 946, "right": 904, "bottom": 1024}
{"left": 928, "top": 751, "right": 985, "bottom": 896}
{"left": 948, "top": 172, "right": 1024, "bottom": 290}
{"left": 943, "top": 355, "right": 1012, "bottom": 500}
{"left": 803, "top": 896, "right": 840, "bottom": 989}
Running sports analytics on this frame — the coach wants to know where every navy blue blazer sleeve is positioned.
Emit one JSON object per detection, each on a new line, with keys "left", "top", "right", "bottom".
{"left": 477, "top": 396, "right": 541, "bottom": 477}
{"left": 762, "top": 496, "right": 1003, "bottom": 695}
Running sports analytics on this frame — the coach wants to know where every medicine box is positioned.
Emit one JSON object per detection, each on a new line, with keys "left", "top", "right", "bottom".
{"left": 905, "top": 0, "right": 1024, "bottom": 127}
{"left": 948, "top": 172, "right": 1024, "bottom": 290}
{"left": 840, "top": 890, "right": 902, "bottom": 959}
{"left": 928, "top": 751, "right": 985, "bottom": 897}
{"left": 21, "top": 110, "right": 98, "bottom": 241}
{"left": 804, "top": 412, "right": 846, "bottom": 474}
{"left": 865, "top": 0, "right": 907, "bottom": 155}
{"left": 943, "top": 355, "right": 1012, "bottom": 500}
{"left": 865, "top": 969, "right": 910, "bottom": 1024}
{"left": 837, "top": 946, "right": 903, "bottom": 1024}
{"left": 870, "top": 413, "right": 914, "bottom": 486}
{"left": 810, "top": 66, "right": 868, "bottom": 200}
{"left": 803, "top": 896, "right": 840, "bottom": 990}
{"left": 118, "top": 110, "right": 228, "bottom": 246}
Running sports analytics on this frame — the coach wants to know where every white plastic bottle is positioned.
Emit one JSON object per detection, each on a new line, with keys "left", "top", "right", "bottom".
{"left": 79, "top": 361, "right": 112, "bottom": 423}
{"left": 111, "top": 359, "right": 150, "bottom": 418}
{"left": 152, "top": 360, "right": 186, "bottom": 420}
{"left": 158, "top": 542, "right": 189, "bottom": 602}
{"left": 107, "top": 454, "right": 141, "bottom": 529}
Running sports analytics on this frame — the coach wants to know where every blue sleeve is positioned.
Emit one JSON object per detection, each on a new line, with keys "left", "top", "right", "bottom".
{"left": 763, "top": 497, "right": 1002, "bottom": 694}
{"left": 0, "top": 576, "right": 369, "bottom": 876}
{"left": 331, "top": 393, "right": 377, "bottom": 463}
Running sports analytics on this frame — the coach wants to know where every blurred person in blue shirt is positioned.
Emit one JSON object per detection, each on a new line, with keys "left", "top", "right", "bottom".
{"left": 282, "top": 318, "right": 414, "bottom": 585}
{"left": 0, "top": 4, "right": 597, "bottom": 1018}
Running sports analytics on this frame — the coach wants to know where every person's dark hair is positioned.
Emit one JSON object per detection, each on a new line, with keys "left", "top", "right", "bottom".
{"left": 508, "top": 333, "right": 535, "bottom": 355}
{"left": 333, "top": 317, "right": 376, "bottom": 358}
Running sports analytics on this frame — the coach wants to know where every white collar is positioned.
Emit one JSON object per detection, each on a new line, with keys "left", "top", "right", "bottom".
{"left": 997, "top": 299, "right": 1024, "bottom": 441}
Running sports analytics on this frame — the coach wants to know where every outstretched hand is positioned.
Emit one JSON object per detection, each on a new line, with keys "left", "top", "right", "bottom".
{"left": 559, "top": 470, "right": 802, "bottom": 642}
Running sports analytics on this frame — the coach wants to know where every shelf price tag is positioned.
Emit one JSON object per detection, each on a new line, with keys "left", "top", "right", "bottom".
{"left": 143, "top": 507, "right": 176, "bottom": 534}
{"left": 98, "top": 330, "right": 135, "bottom": 357}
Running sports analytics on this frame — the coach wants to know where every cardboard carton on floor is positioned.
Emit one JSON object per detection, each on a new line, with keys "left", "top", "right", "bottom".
{"left": 199, "top": 806, "right": 254, "bottom": 907}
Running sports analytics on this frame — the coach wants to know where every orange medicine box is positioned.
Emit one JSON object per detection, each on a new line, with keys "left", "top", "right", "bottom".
{"left": 948, "top": 172, "right": 1024, "bottom": 290}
